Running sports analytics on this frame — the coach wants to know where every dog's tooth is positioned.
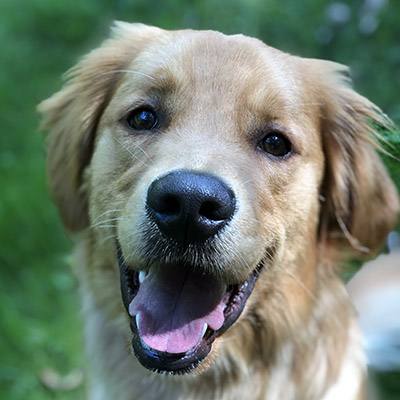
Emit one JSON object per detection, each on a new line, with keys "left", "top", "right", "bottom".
{"left": 201, "top": 323, "right": 208, "bottom": 338}
{"left": 139, "top": 270, "right": 146, "bottom": 284}
{"left": 135, "top": 314, "right": 140, "bottom": 330}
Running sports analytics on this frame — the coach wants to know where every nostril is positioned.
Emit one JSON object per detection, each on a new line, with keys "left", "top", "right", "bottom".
{"left": 199, "top": 200, "right": 234, "bottom": 221}
{"left": 154, "top": 195, "right": 181, "bottom": 216}
{"left": 199, "top": 201, "right": 220, "bottom": 221}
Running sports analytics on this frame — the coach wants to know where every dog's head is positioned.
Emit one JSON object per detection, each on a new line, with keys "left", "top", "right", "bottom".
{"left": 39, "top": 23, "right": 399, "bottom": 375}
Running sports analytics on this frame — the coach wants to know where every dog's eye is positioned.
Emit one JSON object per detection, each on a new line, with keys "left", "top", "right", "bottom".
{"left": 260, "top": 133, "right": 292, "bottom": 157}
{"left": 127, "top": 108, "right": 158, "bottom": 131}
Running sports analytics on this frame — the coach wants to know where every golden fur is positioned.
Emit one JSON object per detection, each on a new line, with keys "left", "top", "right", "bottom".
{"left": 39, "top": 23, "right": 399, "bottom": 400}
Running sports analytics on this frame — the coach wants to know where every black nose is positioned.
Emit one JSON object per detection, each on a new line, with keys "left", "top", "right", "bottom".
{"left": 146, "top": 170, "right": 236, "bottom": 245}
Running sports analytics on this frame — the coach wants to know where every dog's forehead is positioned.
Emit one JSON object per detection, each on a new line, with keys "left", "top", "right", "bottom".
{"left": 116, "top": 31, "right": 313, "bottom": 122}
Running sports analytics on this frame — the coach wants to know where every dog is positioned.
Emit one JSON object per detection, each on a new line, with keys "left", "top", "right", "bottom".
{"left": 38, "top": 23, "right": 399, "bottom": 400}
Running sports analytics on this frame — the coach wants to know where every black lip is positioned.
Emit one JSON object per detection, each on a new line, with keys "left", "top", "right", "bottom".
{"left": 130, "top": 317, "right": 214, "bottom": 374}
{"left": 117, "top": 242, "right": 262, "bottom": 374}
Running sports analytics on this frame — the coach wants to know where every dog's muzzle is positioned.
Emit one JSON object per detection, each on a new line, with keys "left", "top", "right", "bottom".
{"left": 117, "top": 170, "right": 262, "bottom": 374}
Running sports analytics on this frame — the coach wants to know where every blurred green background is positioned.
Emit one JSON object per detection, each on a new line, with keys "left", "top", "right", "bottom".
{"left": 1, "top": 0, "right": 399, "bottom": 399}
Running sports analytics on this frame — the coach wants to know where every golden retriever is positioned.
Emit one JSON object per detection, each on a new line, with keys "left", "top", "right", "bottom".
{"left": 39, "top": 23, "right": 399, "bottom": 400}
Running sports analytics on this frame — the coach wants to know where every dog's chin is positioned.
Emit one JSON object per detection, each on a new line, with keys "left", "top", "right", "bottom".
{"left": 117, "top": 243, "right": 262, "bottom": 375}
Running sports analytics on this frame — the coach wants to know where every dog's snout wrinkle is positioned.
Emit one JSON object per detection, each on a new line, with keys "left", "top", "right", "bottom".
{"left": 146, "top": 170, "right": 236, "bottom": 246}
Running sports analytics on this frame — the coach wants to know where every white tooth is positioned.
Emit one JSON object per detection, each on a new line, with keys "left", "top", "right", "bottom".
{"left": 201, "top": 323, "right": 208, "bottom": 338}
{"left": 139, "top": 270, "right": 146, "bottom": 284}
{"left": 135, "top": 314, "right": 140, "bottom": 330}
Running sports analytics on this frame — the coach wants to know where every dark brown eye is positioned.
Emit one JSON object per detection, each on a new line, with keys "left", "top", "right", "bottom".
{"left": 260, "top": 133, "right": 292, "bottom": 157}
{"left": 127, "top": 108, "right": 157, "bottom": 131}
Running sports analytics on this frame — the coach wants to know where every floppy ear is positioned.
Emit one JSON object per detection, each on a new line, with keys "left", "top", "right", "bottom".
{"left": 309, "top": 60, "right": 399, "bottom": 258}
{"left": 38, "top": 22, "right": 162, "bottom": 232}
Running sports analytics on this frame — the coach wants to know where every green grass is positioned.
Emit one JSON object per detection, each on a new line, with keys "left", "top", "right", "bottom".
{"left": 1, "top": 1, "right": 399, "bottom": 399}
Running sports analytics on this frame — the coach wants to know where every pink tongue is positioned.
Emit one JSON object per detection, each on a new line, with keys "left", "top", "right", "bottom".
{"left": 129, "top": 267, "right": 226, "bottom": 354}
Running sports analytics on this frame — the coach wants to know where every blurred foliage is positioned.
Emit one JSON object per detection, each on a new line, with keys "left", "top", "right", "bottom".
{"left": 0, "top": 0, "right": 399, "bottom": 399}
{"left": 377, "top": 119, "right": 400, "bottom": 190}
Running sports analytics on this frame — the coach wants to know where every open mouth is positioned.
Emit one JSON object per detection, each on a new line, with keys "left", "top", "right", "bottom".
{"left": 117, "top": 244, "right": 262, "bottom": 374}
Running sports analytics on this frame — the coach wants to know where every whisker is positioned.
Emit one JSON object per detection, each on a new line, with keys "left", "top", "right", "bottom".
{"left": 242, "top": 178, "right": 256, "bottom": 186}
{"left": 280, "top": 102, "right": 324, "bottom": 110}
{"left": 91, "top": 209, "right": 123, "bottom": 224}
{"left": 136, "top": 144, "right": 154, "bottom": 165}
{"left": 91, "top": 217, "right": 122, "bottom": 229}
{"left": 96, "top": 69, "right": 156, "bottom": 81}
{"left": 96, "top": 234, "right": 117, "bottom": 249}
{"left": 116, "top": 139, "right": 150, "bottom": 167}
{"left": 285, "top": 269, "right": 317, "bottom": 302}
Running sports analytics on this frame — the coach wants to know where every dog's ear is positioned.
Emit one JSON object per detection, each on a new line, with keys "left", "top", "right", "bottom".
{"left": 307, "top": 60, "right": 399, "bottom": 258}
{"left": 38, "top": 23, "right": 162, "bottom": 232}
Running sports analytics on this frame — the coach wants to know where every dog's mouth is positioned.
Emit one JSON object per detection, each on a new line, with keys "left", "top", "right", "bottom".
{"left": 117, "top": 245, "right": 262, "bottom": 374}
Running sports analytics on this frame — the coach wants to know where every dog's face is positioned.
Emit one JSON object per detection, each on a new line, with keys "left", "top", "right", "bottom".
{"left": 39, "top": 23, "right": 399, "bottom": 375}
{"left": 91, "top": 29, "right": 325, "bottom": 372}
